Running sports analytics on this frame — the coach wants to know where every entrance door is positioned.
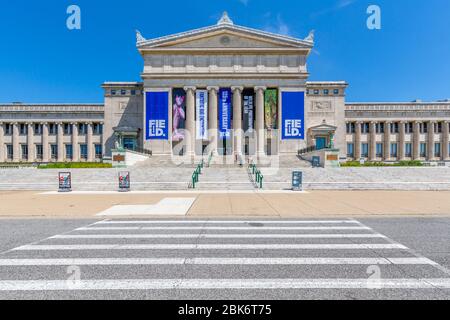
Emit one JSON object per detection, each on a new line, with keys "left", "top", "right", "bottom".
{"left": 316, "top": 137, "right": 327, "bottom": 150}
{"left": 122, "top": 137, "right": 137, "bottom": 151}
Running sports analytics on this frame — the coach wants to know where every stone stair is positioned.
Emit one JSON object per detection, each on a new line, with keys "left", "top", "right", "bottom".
{"left": 195, "top": 165, "right": 256, "bottom": 190}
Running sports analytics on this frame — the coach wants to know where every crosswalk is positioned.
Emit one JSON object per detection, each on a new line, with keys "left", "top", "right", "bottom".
{"left": 0, "top": 218, "right": 449, "bottom": 298}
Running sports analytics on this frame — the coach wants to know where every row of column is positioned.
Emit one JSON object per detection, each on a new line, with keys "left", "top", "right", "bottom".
{"left": 0, "top": 122, "right": 97, "bottom": 162}
{"left": 353, "top": 120, "right": 450, "bottom": 161}
{"left": 182, "top": 86, "right": 266, "bottom": 157}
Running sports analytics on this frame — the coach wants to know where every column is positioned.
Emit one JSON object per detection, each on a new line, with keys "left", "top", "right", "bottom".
{"left": 0, "top": 122, "right": 4, "bottom": 162}
{"left": 184, "top": 86, "right": 196, "bottom": 157}
{"left": 398, "top": 121, "right": 406, "bottom": 161}
{"left": 27, "top": 123, "right": 34, "bottom": 162}
{"left": 255, "top": 86, "right": 266, "bottom": 157}
{"left": 72, "top": 123, "right": 79, "bottom": 162}
{"left": 443, "top": 121, "right": 449, "bottom": 161}
{"left": 42, "top": 123, "right": 49, "bottom": 162}
{"left": 57, "top": 123, "right": 64, "bottom": 162}
{"left": 354, "top": 121, "right": 362, "bottom": 160}
{"left": 369, "top": 121, "right": 377, "bottom": 161}
{"left": 207, "top": 86, "right": 219, "bottom": 155}
{"left": 87, "top": 122, "right": 94, "bottom": 162}
{"left": 384, "top": 121, "right": 391, "bottom": 161}
{"left": 427, "top": 121, "right": 435, "bottom": 161}
{"left": 232, "top": 86, "right": 244, "bottom": 157}
{"left": 413, "top": 121, "right": 421, "bottom": 160}
{"left": 12, "top": 123, "right": 19, "bottom": 162}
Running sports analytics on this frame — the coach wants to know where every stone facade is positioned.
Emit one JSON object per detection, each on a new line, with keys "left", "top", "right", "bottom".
{"left": 1, "top": 13, "right": 449, "bottom": 163}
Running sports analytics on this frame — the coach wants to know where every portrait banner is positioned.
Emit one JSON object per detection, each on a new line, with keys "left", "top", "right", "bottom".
{"left": 172, "top": 88, "right": 186, "bottom": 142}
{"left": 218, "top": 88, "right": 232, "bottom": 140}
{"left": 281, "top": 91, "right": 305, "bottom": 140}
{"left": 196, "top": 90, "right": 208, "bottom": 140}
{"left": 145, "top": 91, "right": 169, "bottom": 140}
{"left": 243, "top": 90, "right": 255, "bottom": 133}
{"left": 264, "top": 89, "right": 278, "bottom": 130}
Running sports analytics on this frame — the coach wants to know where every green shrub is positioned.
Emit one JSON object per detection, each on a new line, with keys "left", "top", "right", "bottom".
{"left": 341, "top": 160, "right": 423, "bottom": 167}
{"left": 394, "top": 160, "right": 423, "bottom": 167}
{"left": 38, "top": 162, "right": 112, "bottom": 169}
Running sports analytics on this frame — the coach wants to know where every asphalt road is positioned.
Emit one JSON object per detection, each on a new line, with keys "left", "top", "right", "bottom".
{"left": 0, "top": 217, "right": 449, "bottom": 300}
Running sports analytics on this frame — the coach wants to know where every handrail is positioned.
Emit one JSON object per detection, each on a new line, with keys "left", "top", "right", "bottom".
{"left": 298, "top": 146, "right": 316, "bottom": 156}
{"left": 248, "top": 161, "right": 264, "bottom": 189}
{"left": 124, "top": 146, "right": 152, "bottom": 156}
{"left": 190, "top": 159, "right": 205, "bottom": 189}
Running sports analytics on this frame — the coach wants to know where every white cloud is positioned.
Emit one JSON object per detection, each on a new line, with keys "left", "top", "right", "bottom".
{"left": 238, "top": 0, "right": 250, "bottom": 6}
{"left": 311, "top": 0, "right": 357, "bottom": 18}
{"left": 263, "top": 14, "right": 291, "bottom": 36}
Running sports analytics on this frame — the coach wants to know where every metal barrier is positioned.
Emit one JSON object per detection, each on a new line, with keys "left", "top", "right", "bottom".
{"left": 191, "top": 159, "right": 205, "bottom": 189}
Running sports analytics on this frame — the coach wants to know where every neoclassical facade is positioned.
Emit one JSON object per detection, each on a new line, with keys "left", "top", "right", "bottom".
{"left": 0, "top": 13, "right": 449, "bottom": 164}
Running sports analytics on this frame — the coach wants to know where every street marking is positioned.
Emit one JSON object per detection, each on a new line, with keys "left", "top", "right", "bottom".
{"left": 12, "top": 243, "right": 408, "bottom": 251}
{"left": 95, "top": 198, "right": 196, "bottom": 216}
{"left": 76, "top": 226, "right": 371, "bottom": 231}
{"left": 50, "top": 233, "right": 386, "bottom": 239}
{"left": 0, "top": 257, "right": 436, "bottom": 266}
{"left": 93, "top": 220, "right": 358, "bottom": 225}
{"left": 1, "top": 278, "right": 449, "bottom": 291}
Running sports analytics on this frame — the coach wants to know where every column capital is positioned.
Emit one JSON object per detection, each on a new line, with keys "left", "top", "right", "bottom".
{"left": 40, "top": 122, "right": 48, "bottom": 125}
{"left": 399, "top": 120, "right": 408, "bottom": 124}
{"left": 183, "top": 86, "right": 196, "bottom": 92}
{"left": 206, "top": 86, "right": 219, "bottom": 92}
{"left": 254, "top": 86, "right": 267, "bottom": 92}
{"left": 231, "top": 86, "right": 244, "bottom": 93}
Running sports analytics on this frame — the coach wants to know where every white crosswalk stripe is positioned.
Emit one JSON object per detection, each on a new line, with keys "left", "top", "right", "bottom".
{"left": 0, "top": 218, "right": 449, "bottom": 295}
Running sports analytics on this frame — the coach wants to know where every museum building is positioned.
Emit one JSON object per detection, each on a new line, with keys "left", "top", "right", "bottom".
{"left": 0, "top": 13, "right": 449, "bottom": 164}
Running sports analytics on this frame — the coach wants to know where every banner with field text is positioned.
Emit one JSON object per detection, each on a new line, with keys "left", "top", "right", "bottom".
{"left": 281, "top": 91, "right": 305, "bottom": 140}
{"left": 218, "top": 88, "right": 232, "bottom": 140}
{"left": 145, "top": 91, "right": 169, "bottom": 140}
{"left": 196, "top": 90, "right": 208, "bottom": 140}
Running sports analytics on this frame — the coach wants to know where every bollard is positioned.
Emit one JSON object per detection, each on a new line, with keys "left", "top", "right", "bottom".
{"left": 259, "top": 175, "right": 264, "bottom": 189}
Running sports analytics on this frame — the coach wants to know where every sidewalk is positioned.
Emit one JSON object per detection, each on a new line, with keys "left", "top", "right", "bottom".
{"left": 0, "top": 190, "right": 449, "bottom": 218}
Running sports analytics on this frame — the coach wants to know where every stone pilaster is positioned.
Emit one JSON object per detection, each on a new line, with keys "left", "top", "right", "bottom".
{"left": 255, "top": 86, "right": 266, "bottom": 158}
{"left": 27, "top": 123, "right": 34, "bottom": 162}
{"left": 12, "top": 123, "right": 19, "bottom": 162}
{"left": 443, "top": 121, "right": 449, "bottom": 161}
{"left": 207, "top": 86, "right": 219, "bottom": 155}
{"left": 413, "top": 121, "right": 421, "bottom": 160}
{"left": 369, "top": 121, "right": 377, "bottom": 161}
{"left": 231, "top": 86, "right": 244, "bottom": 157}
{"left": 72, "top": 123, "right": 79, "bottom": 161}
{"left": 42, "top": 123, "right": 49, "bottom": 162}
{"left": 0, "top": 122, "right": 4, "bottom": 162}
{"left": 57, "top": 123, "right": 64, "bottom": 162}
{"left": 184, "top": 86, "right": 196, "bottom": 157}
{"left": 398, "top": 121, "right": 406, "bottom": 161}
{"left": 354, "top": 121, "right": 362, "bottom": 160}
{"left": 427, "top": 120, "right": 435, "bottom": 161}
{"left": 384, "top": 121, "right": 391, "bottom": 161}
{"left": 87, "top": 122, "right": 94, "bottom": 162}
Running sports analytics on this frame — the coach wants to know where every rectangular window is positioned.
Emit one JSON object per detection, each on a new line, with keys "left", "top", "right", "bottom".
{"left": 49, "top": 123, "right": 57, "bottom": 135}
{"left": 390, "top": 143, "right": 398, "bottom": 157}
{"left": 405, "top": 122, "right": 414, "bottom": 134}
{"left": 6, "top": 144, "right": 13, "bottom": 160}
{"left": 93, "top": 123, "right": 103, "bottom": 135}
{"left": 405, "top": 143, "right": 412, "bottom": 157}
{"left": 361, "top": 143, "right": 369, "bottom": 157}
{"left": 130, "top": 90, "right": 136, "bottom": 96}
{"left": 80, "top": 144, "right": 88, "bottom": 160}
{"left": 314, "top": 89, "right": 319, "bottom": 95}
{"left": 121, "top": 89, "right": 127, "bottom": 95}
{"left": 436, "top": 123, "right": 442, "bottom": 134}
{"left": 19, "top": 124, "right": 28, "bottom": 135}
{"left": 347, "top": 143, "right": 354, "bottom": 157}
{"left": 333, "top": 89, "right": 339, "bottom": 95}
{"left": 420, "top": 143, "right": 427, "bottom": 157}
{"left": 323, "top": 89, "right": 329, "bottom": 95}
{"left": 5, "top": 124, "right": 13, "bottom": 135}
{"left": 78, "top": 123, "right": 87, "bottom": 135}
{"left": 361, "top": 123, "right": 370, "bottom": 134}
{"left": 34, "top": 124, "right": 43, "bottom": 135}
{"left": 21, "top": 145, "right": 28, "bottom": 160}
{"left": 376, "top": 123, "right": 384, "bottom": 134}
{"left": 111, "top": 89, "right": 116, "bottom": 95}
{"left": 65, "top": 144, "right": 73, "bottom": 160}
{"left": 95, "top": 144, "right": 102, "bottom": 159}
{"left": 346, "top": 123, "right": 355, "bottom": 134}
{"left": 51, "top": 145, "right": 58, "bottom": 160}
{"left": 434, "top": 143, "right": 441, "bottom": 157}
{"left": 35, "top": 144, "right": 43, "bottom": 160}
{"left": 390, "top": 122, "right": 399, "bottom": 134}
{"left": 420, "top": 123, "right": 428, "bottom": 134}
{"left": 64, "top": 124, "right": 72, "bottom": 135}
{"left": 376, "top": 143, "right": 383, "bottom": 158}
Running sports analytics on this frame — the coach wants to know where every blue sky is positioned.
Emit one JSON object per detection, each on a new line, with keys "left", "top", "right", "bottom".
{"left": 0, "top": 0, "right": 449, "bottom": 103}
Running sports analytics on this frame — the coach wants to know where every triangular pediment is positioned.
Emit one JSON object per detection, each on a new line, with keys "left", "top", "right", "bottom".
{"left": 137, "top": 23, "right": 313, "bottom": 52}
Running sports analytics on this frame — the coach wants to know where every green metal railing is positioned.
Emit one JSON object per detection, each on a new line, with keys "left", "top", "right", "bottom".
{"left": 248, "top": 162, "right": 264, "bottom": 189}
{"left": 191, "top": 159, "right": 205, "bottom": 189}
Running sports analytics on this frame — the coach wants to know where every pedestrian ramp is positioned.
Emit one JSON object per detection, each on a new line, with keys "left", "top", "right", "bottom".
{"left": 0, "top": 219, "right": 449, "bottom": 299}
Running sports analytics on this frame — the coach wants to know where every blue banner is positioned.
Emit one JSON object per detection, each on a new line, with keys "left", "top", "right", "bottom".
{"left": 281, "top": 91, "right": 305, "bottom": 140}
{"left": 145, "top": 91, "right": 169, "bottom": 140}
{"left": 218, "top": 88, "right": 232, "bottom": 140}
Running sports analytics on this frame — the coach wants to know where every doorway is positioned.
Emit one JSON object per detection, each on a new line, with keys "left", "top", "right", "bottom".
{"left": 315, "top": 137, "right": 327, "bottom": 150}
